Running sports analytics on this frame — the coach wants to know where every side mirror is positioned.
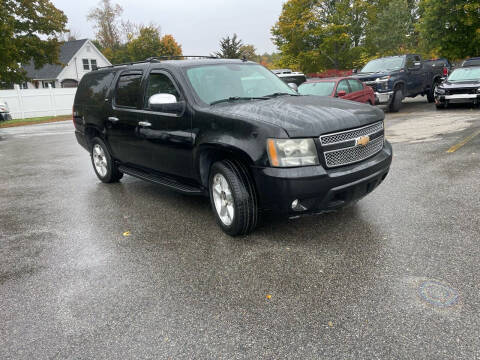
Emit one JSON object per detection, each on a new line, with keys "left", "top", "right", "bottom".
{"left": 287, "top": 83, "right": 298, "bottom": 92}
{"left": 337, "top": 90, "right": 347, "bottom": 97}
{"left": 352, "top": 68, "right": 358, "bottom": 74}
{"left": 148, "top": 93, "right": 185, "bottom": 114}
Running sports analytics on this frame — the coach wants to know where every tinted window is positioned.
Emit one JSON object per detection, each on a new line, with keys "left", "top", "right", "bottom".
{"left": 145, "top": 73, "right": 180, "bottom": 105}
{"left": 406, "top": 56, "right": 415, "bottom": 68}
{"left": 298, "top": 82, "right": 335, "bottom": 96}
{"left": 337, "top": 80, "right": 350, "bottom": 94}
{"left": 348, "top": 79, "right": 364, "bottom": 92}
{"left": 115, "top": 73, "right": 142, "bottom": 108}
{"left": 75, "top": 71, "right": 115, "bottom": 107}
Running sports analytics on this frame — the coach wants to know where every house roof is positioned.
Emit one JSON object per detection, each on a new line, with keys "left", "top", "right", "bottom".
{"left": 23, "top": 39, "right": 89, "bottom": 80}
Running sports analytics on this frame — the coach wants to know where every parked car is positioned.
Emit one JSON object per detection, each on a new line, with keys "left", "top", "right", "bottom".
{"left": 73, "top": 58, "right": 392, "bottom": 236}
{"left": 298, "top": 77, "right": 375, "bottom": 105}
{"left": 434, "top": 66, "right": 480, "bottom": 109}
{"left": 461, "top": 57, "right": 480, "bottom": 68}
{"left": 353, "top": 54, "right": 445, "bottom": 112}
{"left": 0, "top": 101, "right": 12, "bottom": 121}
{"left": 272, "top": 69, "right": 307, "bottom": 86}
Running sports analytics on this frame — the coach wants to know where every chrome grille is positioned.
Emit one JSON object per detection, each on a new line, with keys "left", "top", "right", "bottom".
{"left": 324, "top": 136, "right": 384, "bottom": 168}
{"left": 364, "top": 81, "right": 378, "bottom": 92}
{"left": 320, "top": 121, "right": 384, "bottom": 145}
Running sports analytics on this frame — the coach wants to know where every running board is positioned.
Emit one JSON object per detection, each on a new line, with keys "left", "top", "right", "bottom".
{"left": 118, "top": 165, "right": 204, "bottom": 195}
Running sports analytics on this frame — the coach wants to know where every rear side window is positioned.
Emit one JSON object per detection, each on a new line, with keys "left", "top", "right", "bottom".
{"left": 75, "top": 71, "right": 115, "bottom": 107}
{"left": 348, "top": 79, "right": 363, "bottom": 92}
{"left": 115, "top": 73, "right": 143, "bottom": 108}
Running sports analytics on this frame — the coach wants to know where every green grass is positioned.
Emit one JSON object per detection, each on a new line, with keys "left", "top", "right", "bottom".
{"left": 0, "top": 115, "right": 71, "bottom": 128}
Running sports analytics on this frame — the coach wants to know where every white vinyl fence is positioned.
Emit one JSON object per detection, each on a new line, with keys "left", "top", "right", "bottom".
{"left": 0, "top": 86, "right": 76, "bottom": 119}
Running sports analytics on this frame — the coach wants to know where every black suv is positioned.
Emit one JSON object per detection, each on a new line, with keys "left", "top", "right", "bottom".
{"left": 74, "top": 58, "right": 392, "bottom": 236}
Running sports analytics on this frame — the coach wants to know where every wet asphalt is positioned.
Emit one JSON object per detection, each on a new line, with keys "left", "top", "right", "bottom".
{"left": 1, "top": 99, "right": 480, "bottom": 359}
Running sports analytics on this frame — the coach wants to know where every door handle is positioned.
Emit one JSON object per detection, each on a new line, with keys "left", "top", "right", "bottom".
{"left": 138, "top": 121, "right": 152, "bottom": 128}
{"left": 107, "top": 116, "right": 119, "bottom": 123}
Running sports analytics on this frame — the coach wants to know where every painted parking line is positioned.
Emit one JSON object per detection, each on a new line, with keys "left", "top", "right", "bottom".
{"left": 447, "top": 129, "right": 480, "bottom": 153}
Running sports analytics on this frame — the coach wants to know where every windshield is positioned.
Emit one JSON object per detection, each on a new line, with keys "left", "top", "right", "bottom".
{"left": 361, "top": 57, "right": 405, "bottom": 73}
{"left": 298, "top": 82, "right": 335, "bottom": 96}
{"left": 448, "top": 67, "right": 480, "bottom": 82}
{"left": 186, "top": 63, "right": 297, "bottom": 105}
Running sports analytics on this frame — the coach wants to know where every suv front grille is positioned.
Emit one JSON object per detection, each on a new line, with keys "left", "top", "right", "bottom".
{"left": 320, "top": 121, "right": 383, "bottom": 145}
{"left": 320, "top": 121, "right": 384, "bottom": 168}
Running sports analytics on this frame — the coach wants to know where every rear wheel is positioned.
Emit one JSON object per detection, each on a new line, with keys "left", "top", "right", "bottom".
{"left": 209, "top": 160, "right": 258, "bottom": 236}
{"left": 389, "top": 88, "right": 403, "bottom": 112}
{"left": 427, "top": 80, "right": 440, "bottom": 103}
{"left": 90, "top": 137, "right": 123, "bottom": 183}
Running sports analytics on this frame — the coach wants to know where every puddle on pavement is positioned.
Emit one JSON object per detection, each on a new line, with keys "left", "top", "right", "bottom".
{"left": 417, "top": 280, "right": 459, "bottom": 308}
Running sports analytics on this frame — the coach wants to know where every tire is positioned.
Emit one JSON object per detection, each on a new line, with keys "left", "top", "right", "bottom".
{"left": 389, "top": 88, "right": 403, "bottom": 112}
{"left": 90, "top": 137, "right": 123, "bottom": 183}
{"left": 209, "top": 160, "right": 258, "bottom": 236}
{"left": 427, "top": 81, "right": 439, "bottom": 103}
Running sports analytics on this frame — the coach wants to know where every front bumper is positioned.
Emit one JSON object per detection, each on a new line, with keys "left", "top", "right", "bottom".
{"left": 252, "top": 141, "right": 393, "bottom": 216}
{"left": 435, "top": 93, "right": 480, "bottom": 104}
{"left": 375, "top": 91, "right": 394, "bottom": 105}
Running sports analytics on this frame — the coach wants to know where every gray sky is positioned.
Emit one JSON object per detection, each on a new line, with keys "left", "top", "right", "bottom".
{"left": 51, "top": 0, "right": 285, "bottom": 55}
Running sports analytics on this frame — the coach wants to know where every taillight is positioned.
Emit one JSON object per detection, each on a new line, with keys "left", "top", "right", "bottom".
{"left": 443, "top": 67, "right": 448, "bottom": 76}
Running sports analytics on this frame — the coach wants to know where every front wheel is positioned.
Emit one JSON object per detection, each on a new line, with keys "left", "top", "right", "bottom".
{"left": 90, "top": 137, "right": 123, "bottom": 183}
{"left": 209, "top": 160, "right": 258, "bottom": 236}
{"left": 389, "top": 89, "right": 403, "bottom": 112}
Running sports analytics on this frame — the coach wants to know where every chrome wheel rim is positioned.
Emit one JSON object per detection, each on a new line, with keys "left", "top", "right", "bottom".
{"left": 92, "top": 144, "right": 108, "bottom": 178}
{"left": 212, "top": 173, "right": 235, "bottom": 226}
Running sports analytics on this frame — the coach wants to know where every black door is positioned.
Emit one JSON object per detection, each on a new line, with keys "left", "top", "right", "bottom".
{"left": 107, "top": 71, "right": 151, "bottom": 169}
{"left": 405, "top": 55, "right": 424, "bottom": 96}
{"left": 139, "top": 70, "right": 194, "bottom": 178}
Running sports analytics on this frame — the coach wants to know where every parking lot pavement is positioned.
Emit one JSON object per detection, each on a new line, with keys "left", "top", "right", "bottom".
{"left": 1, "top": 100, "right": 479, "bottom": 359}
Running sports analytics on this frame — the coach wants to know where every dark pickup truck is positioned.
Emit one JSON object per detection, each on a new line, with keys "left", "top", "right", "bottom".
{"left": 353, "top": 54, "right": 445, "bottom": 112}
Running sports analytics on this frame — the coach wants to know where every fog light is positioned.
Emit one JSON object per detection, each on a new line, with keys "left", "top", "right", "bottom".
{"left": 291, "top": 199, "right": 308, "bottom": 212}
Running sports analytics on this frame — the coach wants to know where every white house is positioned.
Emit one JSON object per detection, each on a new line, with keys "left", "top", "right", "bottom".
{"left": 20, "top": 39, "right": 111, "bottom": 89}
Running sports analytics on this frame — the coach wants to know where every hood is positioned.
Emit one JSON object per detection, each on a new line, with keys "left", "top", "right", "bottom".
{"left": 440, "top": 80, "right": 480, "bottom": 89}
{"left": 353, "top": 71, "right": 400, "bottom": 82}
{"left": 203, "top": 96, "right": 384, "bottom": 138}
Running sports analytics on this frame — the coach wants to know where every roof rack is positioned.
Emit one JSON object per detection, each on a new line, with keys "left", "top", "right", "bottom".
{"left": 95, "top": 55, "right": 219, "bottom": 70}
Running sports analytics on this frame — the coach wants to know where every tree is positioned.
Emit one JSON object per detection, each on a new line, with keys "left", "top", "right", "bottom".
{"left": 214, "top": 34, "right": 244, "bottom": 58}
{"left": 416, "top": 0, "right": 480, "bottom": 60}
{"left": 0, "top": 0, "right": 67, "bottom": 86}
{"left": 158, "top": 35, "right": 183, "bottom": 57}
{"left": 365, "top": 0, "right": 416, "bottom": 56}
{"left": 127, "top": 25, "right": 162, "bottom": 61}
{"left": 126, "top": 26, "right": 182, "bottom": 61}
{"left": 239, "top": 44, "right": 258, "bottom": 61}
{"left": 272, "top": 0, "right": 369, "bottom": 72}
{"left": 87, "top": 0, "right": 123, "bottom": 49}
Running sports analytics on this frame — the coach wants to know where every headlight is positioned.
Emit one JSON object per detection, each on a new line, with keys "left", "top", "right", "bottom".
{"left": 435, "top": 87, "right": 446, "bottom": 95}
{"left": 376, "top": 76, "right": 390, "bottom": 82}
{"left": 267, "top": 138, "right": 319, "bottom": 167}
{"left": 477, "top": 88, "right": 480, "bottom": 94}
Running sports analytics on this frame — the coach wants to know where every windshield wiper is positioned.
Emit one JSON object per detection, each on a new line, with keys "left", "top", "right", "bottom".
{"left": 210, "top": 96, "right": 268, "bottom": 105}
{"left": 264, "top": 92, "right": 299, "bottom": 98}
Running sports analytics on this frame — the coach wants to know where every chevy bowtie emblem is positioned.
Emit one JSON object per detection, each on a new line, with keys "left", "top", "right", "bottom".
{"left": 355, "top": 135, "right": 370, "bottom": 147}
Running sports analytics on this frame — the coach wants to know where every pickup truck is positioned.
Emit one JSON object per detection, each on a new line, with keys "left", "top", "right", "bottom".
{"left": 353, "top": 54, "right": 445, "bottom": 112}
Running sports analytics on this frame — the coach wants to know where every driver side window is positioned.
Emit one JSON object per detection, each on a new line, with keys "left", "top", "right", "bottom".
{"left": 337, "top": 80, "right": 350, "bottom": 94}
{"left": 145, "top": 73, "right": 180, "bottom": 108}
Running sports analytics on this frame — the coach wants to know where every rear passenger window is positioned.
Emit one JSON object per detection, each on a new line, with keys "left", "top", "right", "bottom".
{"left": 115, "top": 73, "right": 142, "bottom": 108}
{"left": 76, "top": 71, "right": 115, "bottom": 107}
{"left": 348, "top": 79, "right": 364, "bottom": 92}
